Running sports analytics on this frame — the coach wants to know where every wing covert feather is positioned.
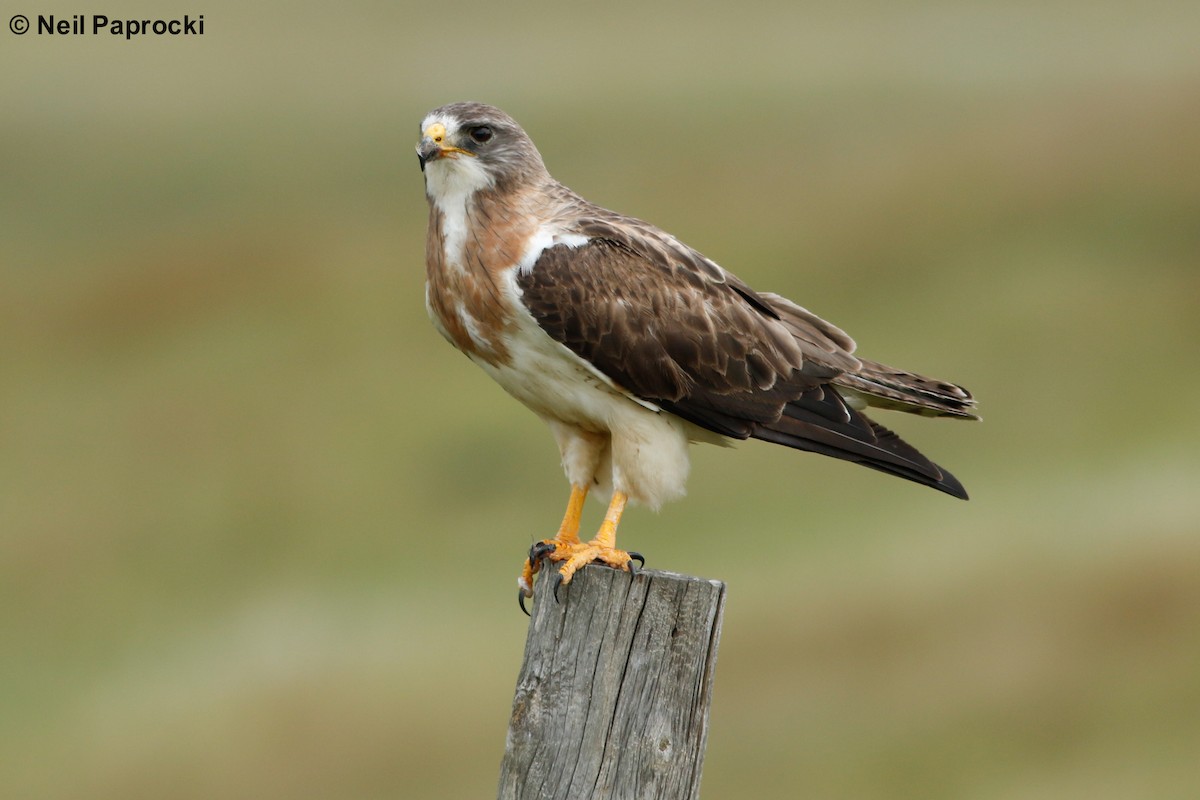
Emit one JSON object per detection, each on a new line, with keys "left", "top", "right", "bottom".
{"left": 517, "top": 238, "right": 812, "bottom": 408}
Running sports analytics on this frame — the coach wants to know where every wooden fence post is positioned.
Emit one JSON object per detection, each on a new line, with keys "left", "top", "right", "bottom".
{"left": 497, "top": 563, "right": 726, "bottom": 800}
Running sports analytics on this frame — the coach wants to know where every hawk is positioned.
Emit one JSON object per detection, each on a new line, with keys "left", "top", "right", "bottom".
{"left": 415, "top": 102, "right": 977, "bottom": 607}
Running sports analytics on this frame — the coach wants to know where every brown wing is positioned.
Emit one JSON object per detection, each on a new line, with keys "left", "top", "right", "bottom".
{"left": 517, "top": 231, "right": 969, "bottom": 499}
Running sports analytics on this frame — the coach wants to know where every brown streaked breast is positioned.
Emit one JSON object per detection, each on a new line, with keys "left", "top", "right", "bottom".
{"left": 424, "top": 190, "right": 540, "bottom": 366}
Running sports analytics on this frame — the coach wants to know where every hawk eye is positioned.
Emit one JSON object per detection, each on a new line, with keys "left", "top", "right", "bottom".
{"left": 469, "top": 125, "right": 493, "bottom": 144}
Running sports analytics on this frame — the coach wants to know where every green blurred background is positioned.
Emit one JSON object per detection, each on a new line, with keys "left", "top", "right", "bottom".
{"left": 3, "top": 1, "right": 1198, "bottom": 797}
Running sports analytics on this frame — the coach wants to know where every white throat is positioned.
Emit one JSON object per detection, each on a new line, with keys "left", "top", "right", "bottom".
{"left": 424, "top": 153, "right": 493, "bottom": 210}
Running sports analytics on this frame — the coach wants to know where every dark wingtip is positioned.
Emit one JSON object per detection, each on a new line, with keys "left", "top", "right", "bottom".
{"left": 933, "top": 466, "right": 969, "bottom": 500}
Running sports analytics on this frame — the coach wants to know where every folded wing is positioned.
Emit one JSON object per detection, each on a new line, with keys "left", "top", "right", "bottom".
{"left": 517, "top": 232, "right": 971, "bottom": 499}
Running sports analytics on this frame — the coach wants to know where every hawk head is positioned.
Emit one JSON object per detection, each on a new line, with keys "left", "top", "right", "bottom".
{"left": 416, "top": 102, "right": 549, "bottom": 199}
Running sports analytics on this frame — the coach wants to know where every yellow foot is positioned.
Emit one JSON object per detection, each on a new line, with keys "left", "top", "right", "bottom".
{"left": 518, "top": 490, "right": 641, "bottom": 615}
{"left": 517, "top": 539, "right": 644, "bottom": 614}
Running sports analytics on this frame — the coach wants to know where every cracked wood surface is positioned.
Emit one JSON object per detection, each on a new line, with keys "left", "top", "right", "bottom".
{"left": 498, "top": 564, "right": 726, "bottom": 800}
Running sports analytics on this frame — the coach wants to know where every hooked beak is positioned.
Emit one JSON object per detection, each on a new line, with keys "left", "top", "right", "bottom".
{"left": 416, "top": 121, "right": 476, "bottom": 172}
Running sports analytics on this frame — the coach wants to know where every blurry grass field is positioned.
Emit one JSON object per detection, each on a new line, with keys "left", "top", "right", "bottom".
{"left": 3, "top": 2, "right": 1199, "bottom": 798}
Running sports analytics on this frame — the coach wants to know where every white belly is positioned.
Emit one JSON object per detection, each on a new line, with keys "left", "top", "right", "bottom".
{"left": 476, "top": 274, "right": 695, "bottom": 510}
{"left": 475, "top": 323, "right": 637, "bottom": 431}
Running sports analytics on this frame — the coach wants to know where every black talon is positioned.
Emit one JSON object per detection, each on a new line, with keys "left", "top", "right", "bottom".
{"left": 518, "top": 590, "right": 531, "bottom": 616}
{"left": 628, "top": 551, "right": 645, "bottom": 572}
{"left": 553, "top": 572, "right": 565, "bottom": 604}
{"left": 528, "top": 541, "right": 556, "bottom": 563}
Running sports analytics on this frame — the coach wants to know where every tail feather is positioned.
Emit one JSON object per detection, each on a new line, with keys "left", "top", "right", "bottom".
{"left": 836, "top": 359, "right": 979, "bottom": 420}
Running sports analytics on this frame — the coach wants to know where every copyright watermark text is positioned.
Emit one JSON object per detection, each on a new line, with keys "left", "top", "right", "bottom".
{"left": 9, "top": 14, "right": 205, "bottom": 39}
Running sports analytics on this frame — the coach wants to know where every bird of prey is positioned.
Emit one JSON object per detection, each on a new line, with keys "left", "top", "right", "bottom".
{"left": 415, "top": 101, "right": 977, "bottom": 606}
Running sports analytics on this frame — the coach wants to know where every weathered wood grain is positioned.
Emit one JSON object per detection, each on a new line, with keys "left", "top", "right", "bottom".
{"left": 497, "top": 564, "right": 726, "bottom": 800}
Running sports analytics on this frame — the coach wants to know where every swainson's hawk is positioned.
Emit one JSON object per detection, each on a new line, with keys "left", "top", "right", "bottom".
{"left": 415, "top": 102, "right": 977, "bottom": 607}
